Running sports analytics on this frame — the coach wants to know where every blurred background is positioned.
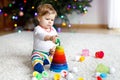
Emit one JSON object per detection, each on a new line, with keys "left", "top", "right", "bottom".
{"left": 0, "top": 0, "right": 120, "bottom": 33}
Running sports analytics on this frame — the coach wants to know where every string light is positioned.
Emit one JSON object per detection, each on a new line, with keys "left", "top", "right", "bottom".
{"left": 34, "top": 12, "right": 37, "bottom": 16}
{"left": 14, "top": 23, "right": 17, "bottom": 27}
{"left": 73, "top": 5, "right": 76, "bottom": 9}
{"left": 20, "top": 7, "right": 24, "bottom": 11}
{"left": 68, "top": 24, "right": 72, "bottom": 27}
{"left": 19, "top": 11, "right": 24, "bottom": 16}
{"left": 9, "top": 4, "right": 12, "bottom": 7}
{"left": 0, "top": 0, "right": 92, "bottom": 28}
{"left": 12, "top": 1, "right": 15, "bottom": 4}
{"left": 24, "top": 0, "right": 27, "bottom": 3}
{"left": 74, "top": 0, "right": 77, "bottom": 1}
{"left": 67, "top": 5, "right": 71, "bottom": 10}
{"left": 60, "top": 15, "right": 64, "bottom": 19}
{"left": 3, "top": 13, "right": 8, "bottom": 17}
{"left": 57, "top": 27, "right": 61, "bottom": 32}
{"left": 15, "top": 16, "right": 18, "bottom": 20}
{"left": 62, "top": 22, "right": 67, "bottom": 27}
{"left": 18, "top": 30, "right": 22, "bottom": 33}
{"left": 0, "top": 9, "right": 2, "bottom": 13}
{"left": 32, "top": 6, "right": 35, "bottom": 9}
{"left": 12, "top": 16, "right": 15, "bottom": 20}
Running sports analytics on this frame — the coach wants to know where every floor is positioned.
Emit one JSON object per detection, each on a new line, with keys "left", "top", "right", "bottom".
{"left": 0, "top": 31, "right": 15, "bottom": 36}
{"left": 0, "top": 28, "right": 120, "bottom": 36}
{"left": 60, "top": 28, "right": 120, "bottom": 35}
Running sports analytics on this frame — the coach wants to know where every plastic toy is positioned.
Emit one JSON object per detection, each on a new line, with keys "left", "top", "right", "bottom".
{"left": 109, "top": 67, "right": 116, "bottom": 74}
{"left": 33, "top": 71, "right": 39, "bottom": 77}
{"left": 55, "top": 38, "right": 60, "bottom": 46}
{"left": 81, "top": 49, "right": 89, "bottom": 56}
{"left": 61, "top": 70, "right": 68, "bottom": 78}
{"left": 79, "top": 56, "right": 85, "bottom": 62}
{"left": 77, "top": 77, "right": 84, "bottom": 80}
{"left": 96, "top": 76, "right": 102, "bottom": 80}
{"left": 32, "top": 71, "right": 48, "bottom": 80}
{"left": 50, "top": 46, "right": 68, "bottom": 72}
{"left": 96, "top": 63, "right": 110, "bottom": 74}
{"left": 94, "top": 72, "right": 101, "bottom": 77}
{"left": 32, "top": 71, "right": 42, "bottom": 80}
{"left": 42, "top": 71, "right": 49, "bottom": 78}
{"left": 100, "top": 73, "right": 107, "bottom": 78}
{"left": 95, "top": 51, "right": 104, "bottom": 59}
{"left": 54, "top": 73, "right": 61, "bottom": 80}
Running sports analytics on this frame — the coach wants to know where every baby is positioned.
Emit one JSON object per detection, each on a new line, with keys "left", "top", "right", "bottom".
{"left": 31, "top": 4, "right": 58, "bottom": 73}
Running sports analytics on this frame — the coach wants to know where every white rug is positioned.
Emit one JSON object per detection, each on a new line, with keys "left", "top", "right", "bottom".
{"left": 0, "top": 31, "right": 120, "bottom": 80}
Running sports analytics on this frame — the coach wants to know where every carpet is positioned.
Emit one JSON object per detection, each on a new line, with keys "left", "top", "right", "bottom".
{"left": 0, "top": 31, "right": 120, "bottom": 80}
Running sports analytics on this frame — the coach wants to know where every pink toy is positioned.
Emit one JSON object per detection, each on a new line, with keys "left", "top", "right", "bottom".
{"left": 95, "top": 51, "right": 104, "bottom": 59}
{"left": 81, "top": 49, "right": 89, "bottom": 56}
{"left": 61, "top": 70, "right": 68, "bottom": 78}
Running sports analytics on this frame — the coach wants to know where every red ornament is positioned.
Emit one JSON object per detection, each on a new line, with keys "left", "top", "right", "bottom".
{"left": 95, "top": 51, "right": 104, "bottom": 59}
{"left": 24, "top": 0, "right": 27, "bottom": 3}
{"left": 4, "top": 13, "right": 8, "bottom": 17}
{"left": 19, "top": 11, "right": 24, "bottom": 16}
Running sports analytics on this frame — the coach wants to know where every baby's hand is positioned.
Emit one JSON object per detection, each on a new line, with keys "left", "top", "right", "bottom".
{"left": 49, "top": 46, "right": 56, "bottom": 55}
{"left": 45, "top": 35, "right": 58, "bottom": 43}
{"left": 50, "top": 35, "right": 58, "bottom": 43}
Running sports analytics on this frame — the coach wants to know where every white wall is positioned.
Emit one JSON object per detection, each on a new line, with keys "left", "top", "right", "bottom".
{"left": 55, "top": 0, "right": 108, "bottom": 24}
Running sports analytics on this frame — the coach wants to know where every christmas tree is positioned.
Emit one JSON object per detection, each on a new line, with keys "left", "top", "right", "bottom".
{"left": 0, "top": 0, "right": 93, "bottom": 30}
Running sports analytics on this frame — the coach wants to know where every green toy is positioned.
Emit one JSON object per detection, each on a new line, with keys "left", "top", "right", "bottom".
{"left": 32, "top": 71, "right": 48, "bottom": 80}
{"left": 55, "top": 38, "right": 60, "bottom": 46}
{"left": 96, "top": 63, "right": 110, "bottom": 74}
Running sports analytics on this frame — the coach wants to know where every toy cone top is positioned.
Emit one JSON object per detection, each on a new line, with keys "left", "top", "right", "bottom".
{"left": 52, "top": 46, "right": 67, "bottom": 64}
{"left": 50, "top": 46, "right": 68, "bottom": 72}
{"left": 54, "top": 46, "right": 64, "bottom": 55}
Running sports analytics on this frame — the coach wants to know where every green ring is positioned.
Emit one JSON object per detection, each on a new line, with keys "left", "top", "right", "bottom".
{"left": 42, "top": 71, "right": 49, "bottom": 77}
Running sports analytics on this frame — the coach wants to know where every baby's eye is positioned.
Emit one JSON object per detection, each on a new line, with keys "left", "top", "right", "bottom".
{"left": 46, "top": 18, "right": 50, "bottom": 20}
{"left": 51, "top": 19, "right": 54, "bottom": 21}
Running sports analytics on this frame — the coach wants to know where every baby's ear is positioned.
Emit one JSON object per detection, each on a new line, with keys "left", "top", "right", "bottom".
{"left": 55, "top": 35, "right": 58, "bottom": 37}
{"left": 37, "top": 17, "right": 41, "bottom": 22}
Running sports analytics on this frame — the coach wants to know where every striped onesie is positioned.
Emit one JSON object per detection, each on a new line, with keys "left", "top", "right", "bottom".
{"left": 32, "top": 25, "right": 58, "bottom": 73}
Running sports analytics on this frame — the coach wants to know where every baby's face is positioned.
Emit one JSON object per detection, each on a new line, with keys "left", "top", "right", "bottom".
{"left": 39, "top": 13, "right": 56, "bottom": 29}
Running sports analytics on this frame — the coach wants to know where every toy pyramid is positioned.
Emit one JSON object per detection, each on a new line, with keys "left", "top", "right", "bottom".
{"left": 50, "top": 46, "right": 68, "bottom": 72}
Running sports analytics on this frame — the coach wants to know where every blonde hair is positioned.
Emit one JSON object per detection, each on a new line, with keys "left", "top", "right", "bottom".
{"left": 37, "top": 4, "right": 57, "bottom": 17}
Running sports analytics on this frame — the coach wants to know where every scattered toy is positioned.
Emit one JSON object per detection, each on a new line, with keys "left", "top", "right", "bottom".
{"left": 109, "top": 67, "right": 116, "bottom": 74}
{"left": 96, "top": 76, "right": 102, "bottom": 80}
{"left": 79, "top": 56, "right": 85, "bottom": 62}
{"left": 81, "top": 49, "right": 89, "bottom": 56}
{"left": 96, "top": 63, "right": 110, "bottom": 74}
{"left": 77, "top": 77, "right": 84, "bottom": 80}
{"left": 100, "top": 73, "right": 107, "bottom": 78}
{"left": 54, "top": 73, "right": 61, "bottom": 80}
{"left": 95, "top": 51, "right": 104, "bottom": 59}
{"left": 61, "top": 70, "right": 68, "bottom": 78}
